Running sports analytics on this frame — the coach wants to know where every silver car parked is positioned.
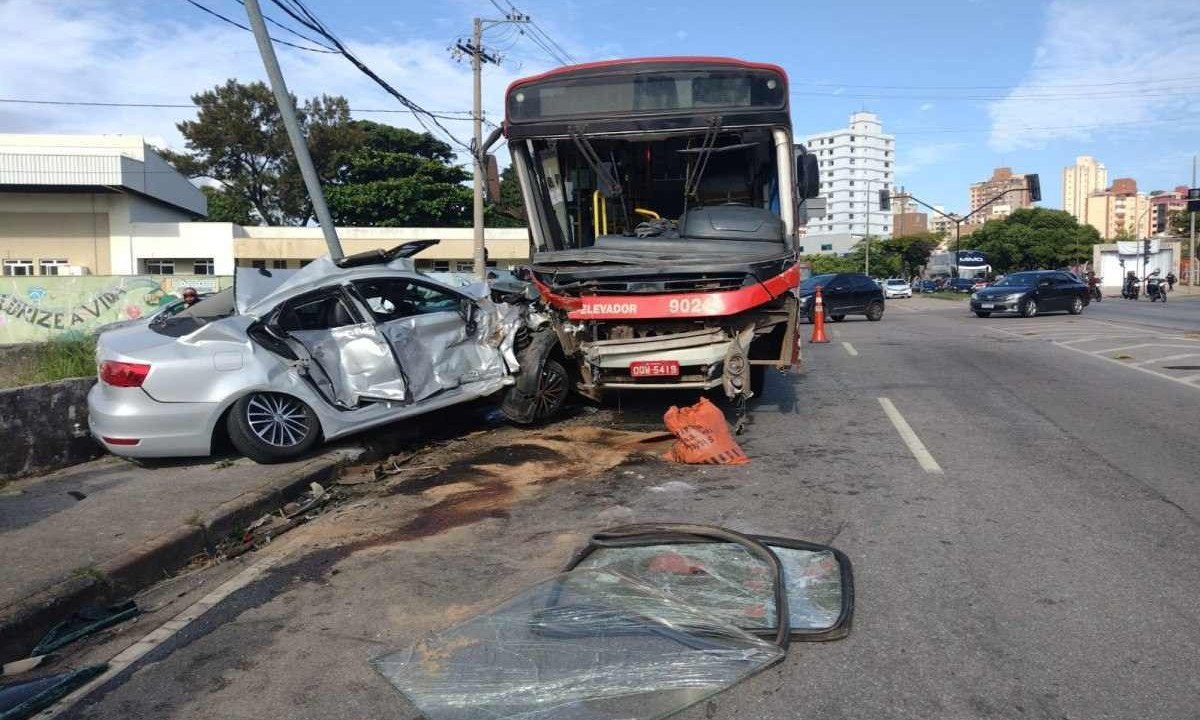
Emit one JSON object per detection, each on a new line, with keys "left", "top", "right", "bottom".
{"left": 88, "top": 242, "right": 568, "bottom": 463}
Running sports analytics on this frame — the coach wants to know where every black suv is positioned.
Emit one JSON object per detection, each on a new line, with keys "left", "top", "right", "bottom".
{"left": 798, "top": 273, "right": 885, "bottom": 322}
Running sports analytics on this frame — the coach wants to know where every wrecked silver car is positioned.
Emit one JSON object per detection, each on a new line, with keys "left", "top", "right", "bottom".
{"left": 87, "top": 241, "right": 567, "bottom": 463}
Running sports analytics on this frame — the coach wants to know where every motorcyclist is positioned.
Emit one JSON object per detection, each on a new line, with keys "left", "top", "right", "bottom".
{"left": 1086, "top": 271, "right": 1101, "bottom": 300}
{"left": 1167, "top": 271, "right": 1177, "bottom": 291}
{"left": 1124, "top": 271, "right": 1139, "bottom": 298}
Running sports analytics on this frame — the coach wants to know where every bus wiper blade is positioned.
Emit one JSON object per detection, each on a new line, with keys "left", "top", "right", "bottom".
{"left": 570, "top": 128, "right": 632, "bottom": 234}
{"left": 682, "top": 115, "right": 724, "bottom": 216}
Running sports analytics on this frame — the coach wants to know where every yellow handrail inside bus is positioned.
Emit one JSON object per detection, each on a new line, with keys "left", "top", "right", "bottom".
{"left": 592, "top": 190, "right": 608, "bottom": 236}
{"left": 633, "top": 208, "right": 660, "bottom": 220}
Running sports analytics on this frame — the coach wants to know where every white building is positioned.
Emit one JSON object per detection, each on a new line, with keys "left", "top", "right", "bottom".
{"left": 799, "top": 112, "right": 895, "bottom": 255}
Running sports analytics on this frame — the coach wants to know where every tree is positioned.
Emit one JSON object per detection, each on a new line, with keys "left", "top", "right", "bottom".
{"left": 324, "top": 120, "right": 472, "bottom": 226}
{"left": 200, "top": 185, "right": 254, "bottom": 225}
{"left": 162, "top": 80, "right": 362, "bottom": 225}
{"left": 879, "top": 232, "right": 940, "bottom": 278}
{"left": 968, "top": 207, "right": 1100, "bottom": 272}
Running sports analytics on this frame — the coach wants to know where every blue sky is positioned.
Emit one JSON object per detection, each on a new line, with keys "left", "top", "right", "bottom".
{"left": 3, "top": 0, "right": 1198, "bottom": 216}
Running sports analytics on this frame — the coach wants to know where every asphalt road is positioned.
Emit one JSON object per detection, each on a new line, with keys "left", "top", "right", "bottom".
{"left": 55, "top": 297, "right": 1200, "bottom": 720}
{"left": 1085, "top": 290, "right": 1200, "bottom": 332}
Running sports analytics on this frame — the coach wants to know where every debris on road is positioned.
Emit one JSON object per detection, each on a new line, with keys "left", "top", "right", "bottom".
{"left": 1, "top": 657, "right": 52, "bottom": 678}
{"left": 30, "top": 601, "right": 139, "bottom": 656}
{"left": 373, "top": 524, "right": 854, "bottom": 719}
{"left": 0, "top": 664, "right": 107, "bottom": 720}
{"left": 222, "top": 481, "right": 338, "bottom": 559}
{"left": 663, "top": 398, "right": 749, "bottom": 465}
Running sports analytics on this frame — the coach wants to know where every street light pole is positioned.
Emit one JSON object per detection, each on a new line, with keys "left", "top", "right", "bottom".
{"left": 243, "top": 0, "right": 343, "bottom": 260}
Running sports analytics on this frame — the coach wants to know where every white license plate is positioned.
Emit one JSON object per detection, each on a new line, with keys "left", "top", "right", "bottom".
{"left": 981, "top": 303, "right": 994, "bottom": 309}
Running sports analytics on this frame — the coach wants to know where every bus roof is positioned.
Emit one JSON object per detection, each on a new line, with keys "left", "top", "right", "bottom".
{"left": 503, "top": 57, "right": 790, "bottom": 139}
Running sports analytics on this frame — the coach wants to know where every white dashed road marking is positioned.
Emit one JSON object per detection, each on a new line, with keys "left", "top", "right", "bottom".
{"left": 842, "top": 341, "right": 858, "bottom": 357}
{"left": 878, "top": 397, "right": 944, "bottom": 475}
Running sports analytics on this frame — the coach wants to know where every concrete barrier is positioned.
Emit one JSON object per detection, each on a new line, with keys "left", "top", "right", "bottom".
{"left": 0, "top": 377, "right": 101, "bottom": 480}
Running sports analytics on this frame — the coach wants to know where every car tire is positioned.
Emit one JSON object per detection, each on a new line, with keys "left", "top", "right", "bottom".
{"left": 1068, "top": 296, "right": 1084, "bottom": 315}
{"left": 1020, "top": 298, "right": 1038, "bottom": 318}
{"left": 227, "top": 392, "right": 321, "bottom": 464}
{"left": 528, "top": 357, "right": 569, "bottom": 421}
{"left": 975, "top": 311, "right": 991, "bottom": 318}
{"left": 830, "top": 314, "right": 846, "bottom": 322}
{"left": 865, "top": 302, "right": 884, "bottom": 321}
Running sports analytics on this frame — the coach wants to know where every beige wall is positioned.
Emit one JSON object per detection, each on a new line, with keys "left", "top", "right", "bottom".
{"left": 0, "top": 210, "right": 111, "bottom": 273}
{"left": 1085, "top": 192, "right": 1150, "bottom": 239}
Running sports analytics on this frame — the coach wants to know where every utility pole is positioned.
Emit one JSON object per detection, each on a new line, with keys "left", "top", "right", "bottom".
{"left": 455, "top": 13, "right": 528, "bottom": 279}
{"left": 1191, "top": 154, "right": 1197, "bottom": 286}
{"left": 471, "top": 17, "right": 485, "bottom": 279}
{"left": 243, "top": 0, "right": 343, "bottom": 260}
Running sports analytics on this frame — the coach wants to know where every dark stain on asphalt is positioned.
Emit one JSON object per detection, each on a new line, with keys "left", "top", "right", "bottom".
{"left": 358, "top": 484, "right": 514, "bottom": 547}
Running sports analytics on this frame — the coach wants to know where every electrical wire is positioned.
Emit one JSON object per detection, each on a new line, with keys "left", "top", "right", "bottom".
{"left": 179, "top": 0, "right": 337, "bottom": 53}
{"left": 266, "top": 0, "right": 475, "bottom": 154}
{"left": 0, "top": 97, "right": 476, "bottom": 119}
{"left": 794, "top": 74, "right": 1200, "bottom": 91}
{"left": 230, "top": 0, "right": 339, "bottom": 49}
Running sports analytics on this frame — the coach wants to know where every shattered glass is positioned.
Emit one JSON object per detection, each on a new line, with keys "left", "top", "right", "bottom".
{"left": 372, "top": 569, "right": 783, "bottom": 720}
{"left": 575, "top": 543, "right": 844, "bottom": 633}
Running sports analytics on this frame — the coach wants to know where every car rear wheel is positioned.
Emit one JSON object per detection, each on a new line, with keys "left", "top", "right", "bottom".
{"left": 865, "top": 302, "right": 884, "bottom": 321}
{"left": 1020, "top": 298, "right": 1038, "bottom": 318}
{"left": 830, "top": 314, "right": 846, "bottom": 322}
{"left": 1068, "top": 296, "right": 1084, "bottom": 315}
{"left": 227, "top": 392, "right": 321, "bottom": 463}
{"left": 975, "top": 311, "right": 991, "bottom": 318}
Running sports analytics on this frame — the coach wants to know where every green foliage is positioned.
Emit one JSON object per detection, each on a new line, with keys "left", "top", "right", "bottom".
{"left": 968, "top": 207, "right": 1100, "bottom": 272}
{"left": 163, "top": 81, "right": 361, "bottom": 225}
{"left": 880, "top": 232, "right": 940, "bottom": 278}
{"left": 325, "top": 120, "right": 473, "bottom": 226}
{"left": 801, "top": 232, "right": 937, "bottom": 279}
{"left": 200, "top": 185, "right": 254, "bottom": 225}
{"left": 1, "top": 336, "right": 99, "bottom": 389}
{"left": 800, "top": 252, "right": 859, "bottom": 274}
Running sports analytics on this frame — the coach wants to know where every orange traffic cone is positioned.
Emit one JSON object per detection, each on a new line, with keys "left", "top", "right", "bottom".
{"left": 810, "top": 286, "right": 830, "bottom": 343}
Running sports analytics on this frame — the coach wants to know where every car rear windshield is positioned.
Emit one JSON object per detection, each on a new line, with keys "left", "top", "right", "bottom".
{"left": 150, "top": 287, "right": 236, "bottom": 337}
{"left": 799, "top": 274, "right": 837, "bottom": 292}
{"left": 993, "top": 273, "right": 1040, "bottom": 287}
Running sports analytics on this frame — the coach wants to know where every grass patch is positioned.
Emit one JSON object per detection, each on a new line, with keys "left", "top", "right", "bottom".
{"left": 0, "top": 336, "right": 97, "bottom": 390}
{"left": 920, "top": 291, "right": 969, "bottom": 301}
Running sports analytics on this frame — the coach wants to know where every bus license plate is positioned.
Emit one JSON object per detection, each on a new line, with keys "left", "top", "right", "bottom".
{"left": 630, "top": 360, "right": 680, "bottom": 378}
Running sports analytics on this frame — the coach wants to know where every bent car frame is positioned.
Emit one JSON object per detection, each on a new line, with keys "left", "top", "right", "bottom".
{"left": 88, "top": 241, "right": 567, "bottom": 463}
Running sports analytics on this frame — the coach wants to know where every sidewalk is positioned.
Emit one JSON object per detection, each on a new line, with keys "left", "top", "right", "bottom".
{"left": 0, "top": 447, "right": 360, "bottom": 662}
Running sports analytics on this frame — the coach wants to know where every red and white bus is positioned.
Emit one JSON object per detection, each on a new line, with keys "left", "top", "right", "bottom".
{"left": 493, "top": 57, "right": 819, "bottom": 417}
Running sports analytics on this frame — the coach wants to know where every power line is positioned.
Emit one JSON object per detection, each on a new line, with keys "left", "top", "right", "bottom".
{"left": 795, "top": 74, "right": 1200, "bottom": 91}
{"left": 0, "top": 96, "right": 477, "bottom": 119}
{"left": 792, "top": 87, "right": 1200, "bottom": 101}
{"left": 230, "top": 0, "right": 339, "bottom": 49}
{"left": 179, "top": 0, "right": 337, "bottom": 53}
{"left": 264, "top": 0, "right": 475, "bottom": 154}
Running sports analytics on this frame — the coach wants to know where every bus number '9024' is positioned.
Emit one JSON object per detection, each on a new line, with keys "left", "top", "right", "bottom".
{"left": 667, "top": 297, "right": 720, "bottom": 314}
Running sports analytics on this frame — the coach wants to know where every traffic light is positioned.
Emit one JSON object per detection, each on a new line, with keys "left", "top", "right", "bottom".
{"left": 1188, "top": 187, "right": 1200, "bottom": 213}
{"left": 1144, "top": 238, "right": 1151, "bottom": 256}
{"left": 878, "top": 189, "right": 891, "bottom": 211}
{"left": 1025, "top": 174, "right": 1042, "bottom": 202}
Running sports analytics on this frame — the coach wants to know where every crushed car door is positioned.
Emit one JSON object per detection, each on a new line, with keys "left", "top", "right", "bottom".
{"left": 274, "top": 288, "right": 408, "bottom": 407}
{"left": 351, "top": 278, "right": 508, "bottom": 403}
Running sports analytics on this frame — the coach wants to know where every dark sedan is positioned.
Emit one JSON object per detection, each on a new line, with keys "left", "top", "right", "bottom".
{"left": 946, "top": 278, "right": 975, "bottom": 293}
{"left": 797, "top": 272, "right": 885, "bottom": 322}
{"left": 969, "top": 270, "right": 1088, "bottom": 318}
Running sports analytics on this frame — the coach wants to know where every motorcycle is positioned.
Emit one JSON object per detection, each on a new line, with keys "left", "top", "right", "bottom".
{"left": 1121, "top": 275, "right": 1140, "bottom": 300}
{"left": 1146, "top": 272, "right": 1168, "bottom": 303}
{"left": 1087, "top": 277, "right": 1102, "bottom": 303}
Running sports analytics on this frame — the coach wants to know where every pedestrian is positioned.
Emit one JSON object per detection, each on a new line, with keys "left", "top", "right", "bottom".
{"left": 1166, "top": 271, "right": 1176, "bottom": 291}
{"left": 181, "top": 287, "right": 201, "bottom": 307}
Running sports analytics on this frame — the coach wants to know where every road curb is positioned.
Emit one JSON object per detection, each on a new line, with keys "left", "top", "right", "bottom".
{"left": 0, "top": 448, "right": 360, "bottom": 665}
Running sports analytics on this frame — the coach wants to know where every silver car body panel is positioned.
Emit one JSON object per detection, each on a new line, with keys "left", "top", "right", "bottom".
{"left": 89, "top": 255, "right": 525, "bottom": 458}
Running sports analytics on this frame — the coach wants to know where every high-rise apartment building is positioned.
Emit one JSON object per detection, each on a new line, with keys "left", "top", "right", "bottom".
{"left": 1062, "top": 156, "right": 1108, "bottom": 222}
{"left": 1084, "top": 178, "right": 1151, "bottom": 239}
{"left": 967, "top": 168, "right": 1034, "bottom": 226}
{"left": 800, "top": 112, "right": 895, "bottom": 253}
{"left": 1149, "top": 186, "right": 1189, "bottom": 235}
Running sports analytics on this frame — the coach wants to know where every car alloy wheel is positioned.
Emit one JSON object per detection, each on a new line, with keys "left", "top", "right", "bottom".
{"left": 1022, "top": 299, "right": 1038, "bottom": 318}
{"left": 531, "top": 359, "right": 568, "bottom": 419}
{"left": 245, "top": 393, "right": 312, "bottom": 447}
{"left": 1070, "top": 297, "right": 1083, "bottom": 315}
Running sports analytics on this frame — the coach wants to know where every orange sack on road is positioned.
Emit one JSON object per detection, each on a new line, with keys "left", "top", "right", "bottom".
{"left": 663, "top": 397, "right": 749, "bottom": 465}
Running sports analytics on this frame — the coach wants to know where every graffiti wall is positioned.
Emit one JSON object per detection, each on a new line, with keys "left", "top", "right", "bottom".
{"left": 0, "top": 275, "right": 231, "bottom": 344}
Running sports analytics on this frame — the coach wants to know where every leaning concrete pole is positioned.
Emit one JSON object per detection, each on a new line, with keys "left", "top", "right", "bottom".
{"left": 244, "top": 0, "right": 344, "bottom": 260}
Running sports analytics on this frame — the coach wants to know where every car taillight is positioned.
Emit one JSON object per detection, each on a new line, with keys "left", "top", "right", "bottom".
{"left": 99, "top": 361, "right": 151, "bottom": 388}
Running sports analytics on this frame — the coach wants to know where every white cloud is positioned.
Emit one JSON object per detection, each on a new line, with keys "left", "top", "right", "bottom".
{"left": 675, "top": 30, "right": 688, "bottom": 41}
{"left": 0, "top": 0, "right": 554, "bottom": 162}
{"left": 893, "top": 142, "right": 966, "bottom": 179}
{"left": 988, "top": 0, "right": 1200, "bottom": 152}
{"left": 919, "top": 102, "right": 934, "bottom": 112}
